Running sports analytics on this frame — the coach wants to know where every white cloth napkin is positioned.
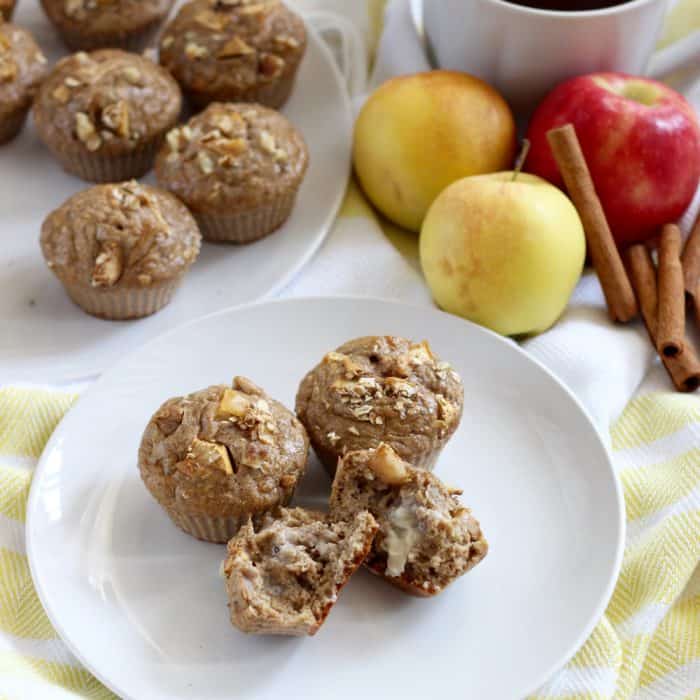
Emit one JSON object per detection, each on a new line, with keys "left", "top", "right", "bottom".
{"left": 287, "top": 0, "right": 700, "bottom": 436}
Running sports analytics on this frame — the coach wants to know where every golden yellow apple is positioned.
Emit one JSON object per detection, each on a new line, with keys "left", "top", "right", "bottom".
{"left": 353, "top": 71, "right": 516, "bottom": 232}
{"left": 420, "top": 172, "right": 585, "bottom": 336}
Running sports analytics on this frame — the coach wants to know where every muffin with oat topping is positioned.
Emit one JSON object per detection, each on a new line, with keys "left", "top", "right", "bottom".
{"left": 0, "top": 22, "right": 48, "bottom": 145}
{"left": 0, "top": 1, "right": 17, "bottom": 21}
{"left": 296, "top": 336, "right": 464, "bottom": 476}
{"left": 34, "top": 49, "right": 181, "bottom": 182}
{"left": 155, "top": 102, "right": 308, "bottom": 243}
{"left": 40, "top": 0, "right": 175, "bottom": 52}
{"left": 159, "top": 0, "right": 306, "bottom": 110}
{"left": 138, "top": 377, "right": 310, "bottom": 543}
{"left": 40, "top": 181, "right": 201, "bottom": 319}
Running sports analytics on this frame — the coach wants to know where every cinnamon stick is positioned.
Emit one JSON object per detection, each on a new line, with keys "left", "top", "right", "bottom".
{"left": 625, "top": 243, "right": 700, "bottom": 392}
{"left": 547, "top": 124, "right": 638, "bottom": 323}
{"left": 626, "top": 244, "right": 657, "bottom": 338}
{"left": 656, "top": 224, "right": 685, "bottom": 358}
{"left": 681, "top": 211, "right": 700, "bottom": 298}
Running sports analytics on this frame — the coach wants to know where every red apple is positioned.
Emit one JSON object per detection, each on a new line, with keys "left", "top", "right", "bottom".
{"left": 526, "top": 73, "right": 700, "bottom": 248}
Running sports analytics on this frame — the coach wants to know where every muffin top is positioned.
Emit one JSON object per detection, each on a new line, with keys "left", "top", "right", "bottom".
{"left": 155, "top": 102, "right": 308, "bottom": 213}
{"left": 296, "top": 336, "right": 464, "bottom": 468}
{"left": 41, "top": 181, "right": 201, "bottom": 289}
{"left": 0, "top": 22, "right": 49, "bottom": 116}
{"left": 34, "top": 49, "right": 181, "bottom": 156}
{"left": 159, "top": 0, "right": 306, "bottom": 100}
{"left": 138, "top": 377, "right": 309, "bottom": 518}
{"left": 41, "top": 0, "right": 174, "bottom": 34}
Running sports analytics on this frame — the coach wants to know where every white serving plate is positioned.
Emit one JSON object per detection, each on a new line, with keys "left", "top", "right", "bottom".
{"left": 27, "top": 297, "right": 625, "bottom": 700}
{"left": 0, "top": 3, "right": 352, "bottom": 384}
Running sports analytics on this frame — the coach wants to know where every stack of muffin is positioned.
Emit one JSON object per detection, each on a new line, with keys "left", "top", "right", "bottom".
{"left": 1, "top": 0, "right": 310, "bottom": 320}
{"left": 138, "top": 335, "right": 489, "bottom": 636}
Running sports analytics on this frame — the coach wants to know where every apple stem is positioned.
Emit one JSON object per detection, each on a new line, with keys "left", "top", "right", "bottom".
{"left": 512, "top": 139, "right": 531, "bottom": 182}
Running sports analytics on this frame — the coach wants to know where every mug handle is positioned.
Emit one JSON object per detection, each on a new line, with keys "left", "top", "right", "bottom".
{"left": 304, "top": 10, "right": 368, "bottom": 97}
{"left": 647, "top": 29, "right": 700, "bottom": 80}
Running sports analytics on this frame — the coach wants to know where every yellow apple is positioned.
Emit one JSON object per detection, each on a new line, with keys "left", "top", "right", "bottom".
{"left": 420, "top": 172, "right": 585, "bottom": 336}
{"left": 353, "top": 71, "right": 516, "bottom": 232}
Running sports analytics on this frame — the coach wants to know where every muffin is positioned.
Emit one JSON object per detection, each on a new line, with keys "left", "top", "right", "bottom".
{"left": 223, "top": 508, "right": 378, "bottom": 636}
{"left": 0, "top": 22, "right": 48, "bottom": 145}
{"left": 155, "top": 102, "right": 308, "bottom": 243}
{"left": 0, "top": 1, "right": 16, "bottom": 21}
{"left": 34, "top": 49, "right": 181, "bottom": 182}
{"left": 296, "top": 337, "right": 464, "bottom": 476}
{"left": 330, "top": 444, "right": 488, "bottom": 597}
{"left": 159, "top": 0, "right": 306, "bottom": 110}
{"left": 138, "top": 377, "right": 310, "bottom": 543}
{"left": 40, "top": 0, "right": 175, "bottom": 52}
{"left": 40, "top": 181, "right": 201, "bottom": 319}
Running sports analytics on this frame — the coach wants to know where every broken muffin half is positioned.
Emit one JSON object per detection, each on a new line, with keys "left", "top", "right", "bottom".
{"left": 223, "top": 507, "right": 378, "bottom": 636}
{"left": 329, "top": 444, "right": 488, "bottom": 597}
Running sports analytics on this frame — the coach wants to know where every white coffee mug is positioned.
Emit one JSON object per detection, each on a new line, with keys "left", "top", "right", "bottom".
{"left": 423, "top": 0, "right": 700, "bottom": 115}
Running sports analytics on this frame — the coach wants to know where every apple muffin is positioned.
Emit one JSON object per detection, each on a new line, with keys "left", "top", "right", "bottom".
{"left": 155, "top": 102, "right": 308, "bottom": 243}
{"left": 223, "top": 508, "right": 378, "bottom": 636}
{"left": 296, "top": 336, "right": 464, "bottom": 476}
{"left": 40, "top": 0, "right": 175, "bottom": 52}
{"left": 34, "top": 49, "right": 181, "bottom": 182}
{"left": 330, "top": 444, "right": 488, "bottom": 597}
{"left": 41, "top": 181, "right": 201, "bottom": 319}
{"left": 139, "top": 377, "right": 309, "bottom": 543}
{"left": 0, "top": 1, "right": 16, "bottom": 21}
{"left": 0, "top": 22, "right": 48, "bottom": 145}
{"left": 159, "top": 0, "right": 306, "bottom": 110}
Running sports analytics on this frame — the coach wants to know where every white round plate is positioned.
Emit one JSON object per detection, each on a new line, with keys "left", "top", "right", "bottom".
{"left": 27, "top": 298, "right": 624, "bottom": 700}
{"left": 0, "top": 3, "right": 351, "bottom": 384}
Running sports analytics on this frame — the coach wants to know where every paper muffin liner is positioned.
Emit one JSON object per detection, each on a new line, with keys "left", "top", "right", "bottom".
{"left": 195, "top": 187, "right": 299, "bottom": 244}
{"left": 62, "top": 275, "right": 183, "bottom": 320}
{"left": 0, "top": 106, "right": 29, "bottom": 146}
{"left": 54, "top": 16, "right": 165, "bottom": 53}
{"left": 165, "top": 510, "right": 247, "bottom": 544}
{"left": 47, "top": 137, "right": 164, "bottom": 183}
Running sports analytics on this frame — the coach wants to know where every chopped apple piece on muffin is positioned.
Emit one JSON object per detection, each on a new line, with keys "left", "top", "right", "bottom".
{"left": 329, "top": 444, "right": 488, "bottom": 597}
{"left": 223, "top": 508, "right": 378, "bottom": 636}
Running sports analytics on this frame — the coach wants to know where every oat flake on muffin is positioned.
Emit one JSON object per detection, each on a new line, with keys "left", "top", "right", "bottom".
{"left": 155, "top": 102, "right": 308, "bottom": 243}
{"left": 40, "top": 181, "right": 201, "bottom": 319}
{"left": 0, "top": 22, "right": 48, "bottom": 145}
{"left": 296, "top": 336, "right": 464, "bottom": 475}
{"left": 159, "top": 0, "right": 306, "bottom": 109}
{"left": 138, "top": 377, "right": 309, "bottom": 543}
{"left": 34, "top": 49, "right": 181, "bottom": 182}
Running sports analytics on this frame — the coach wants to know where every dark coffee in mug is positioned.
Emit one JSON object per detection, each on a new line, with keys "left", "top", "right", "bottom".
{"left": 502, "top": 0, "right": 633, "bottom": 10}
